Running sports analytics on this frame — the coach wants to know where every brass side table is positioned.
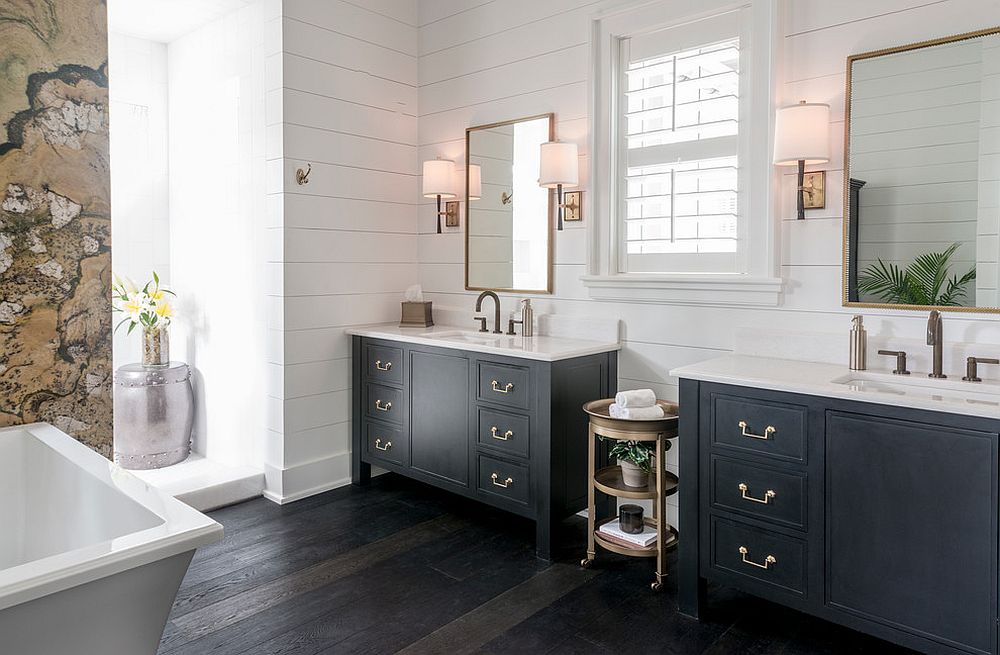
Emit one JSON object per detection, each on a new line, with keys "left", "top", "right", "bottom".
{"left": 580, "top": 398, "right": 679, "bottom": 591}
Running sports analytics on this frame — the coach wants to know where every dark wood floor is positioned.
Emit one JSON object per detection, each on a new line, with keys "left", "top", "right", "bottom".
{"left": 157, "top": 474, "right": 914, "bottom": 654}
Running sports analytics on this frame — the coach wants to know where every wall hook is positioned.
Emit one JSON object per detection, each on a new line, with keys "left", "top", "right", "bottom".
{"left": 295, "top": 163, "right": 312, "bottom": 185}
{"left": 501, "top": 191, "right": 513, "bottom": 206}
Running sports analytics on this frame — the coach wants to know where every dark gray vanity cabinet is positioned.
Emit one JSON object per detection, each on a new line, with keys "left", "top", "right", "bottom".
{"left": 352, "top": 336, "right": 617, "bottom": 559}
{"left": 679, "top": 380, "right": 999, "bottom": 655}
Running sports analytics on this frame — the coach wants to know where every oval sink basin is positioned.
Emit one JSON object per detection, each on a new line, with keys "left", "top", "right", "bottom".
{"left": 832, "top": 372, "right": 1000, "bottom": 407}
{"left": 425, "top": 330, "right": 504, "bottom": 345}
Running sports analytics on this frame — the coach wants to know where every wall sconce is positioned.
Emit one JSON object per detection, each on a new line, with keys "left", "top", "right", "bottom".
{"left": 539, "top": 141, "right": 581, "bottom": 231}
{"left": 774, "top": 100, "right": 830, "bottom": 220}
{"left": 468, "top": 163, "right": 482, "bottom": 201}
{"left": 423, "top": 158, "right": 459, "bottom": 232}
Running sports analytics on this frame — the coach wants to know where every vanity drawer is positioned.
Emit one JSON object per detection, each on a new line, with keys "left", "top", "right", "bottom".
{"left": 365, "top": 421, "right": 406, "bottom": 466}
{"left": 478, "top": 361, "right": 530, "bottom": 409}
{"left": 711, "top": 394, "right": 807, "bottom": 463}
{"left": 710, "top": 516, "right": 806, "bottom": 596}
{"left": 477, "top": 454, "right": 530, "bottom": 506}
{"left": 365, "top": 343, "right": 403, "bottom": 385}
{"left": 710, "top": 456, "right": 806, "bottom": 530}
{"left": 366, "top": 383, "right": 405, "bottom": 425}
{"left": 477, "top": 407, "right": 530, "bottom": 459}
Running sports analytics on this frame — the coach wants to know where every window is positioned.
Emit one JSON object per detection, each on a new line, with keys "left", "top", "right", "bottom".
{"left": 585, "top": 1, "right": 782, "bottom": 305}
{"left": 622, "top": 26, "right": 740, "bottom": 273}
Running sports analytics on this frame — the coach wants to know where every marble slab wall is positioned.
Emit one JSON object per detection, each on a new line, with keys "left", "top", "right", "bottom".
{"left": 0, "top": 1, "right": 112, "bottom": 455}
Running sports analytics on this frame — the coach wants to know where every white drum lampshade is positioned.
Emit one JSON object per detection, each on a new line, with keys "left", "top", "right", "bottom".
{"left": 422, "top": 159, "right": 457, "bottom": 199}
{"left": 773, "top": 102, "right": 831, "bottom": 166}
{"left": 539, "top": 141, "right": 578, "bottom": 188}
{"left": 468, "top": 163, "right": 482, "bottom": 201}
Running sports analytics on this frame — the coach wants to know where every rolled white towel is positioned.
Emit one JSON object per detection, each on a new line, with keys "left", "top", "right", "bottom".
{"left": 615, "top": 388, "right": 656, "bottom": 408}
{"left": 609, "top": 403, "right": 664, "bottom": 420}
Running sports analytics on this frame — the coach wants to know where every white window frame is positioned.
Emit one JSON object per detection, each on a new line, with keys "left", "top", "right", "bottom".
{"left": 583, "top": 0, "right": 784, "bottom": 306}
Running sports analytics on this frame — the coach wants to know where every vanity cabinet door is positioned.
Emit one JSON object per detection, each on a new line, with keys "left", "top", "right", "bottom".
{"left": 410, "top": 351, "right": 471, "bottom": 487}
{"left": 826, "top": 411, "right": 997, "bottom": 654}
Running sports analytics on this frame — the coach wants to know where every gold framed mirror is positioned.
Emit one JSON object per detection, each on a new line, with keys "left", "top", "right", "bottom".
{"left": 465, "top": 113, "right": 554, "bottom": 293}
{"left": 843, "top": 26, "right": 1000, "bottom": 312}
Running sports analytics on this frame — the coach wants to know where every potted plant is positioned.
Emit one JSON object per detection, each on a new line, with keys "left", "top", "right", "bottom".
{"left": 857, "top": 242, "right": 976, "bottom": 306}
{"left": 601, "top": 438, "right": 671, "bottom": 488}
{"left": 112, "top": 272, "right": 176, "bottom": 367}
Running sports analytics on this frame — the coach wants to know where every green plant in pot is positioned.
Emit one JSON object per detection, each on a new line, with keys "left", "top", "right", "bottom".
{"left": 857, "top": 242, "right": 976, "bottom": 306}
{"left": 600, "top": 437, "right": 671, "bottom": 488}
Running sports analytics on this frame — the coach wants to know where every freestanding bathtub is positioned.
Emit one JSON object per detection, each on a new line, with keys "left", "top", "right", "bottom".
{"left": 0, "top": 423, "right": 223, "bottom": 655}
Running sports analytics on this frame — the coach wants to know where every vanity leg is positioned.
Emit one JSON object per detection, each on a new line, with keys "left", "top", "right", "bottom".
{"left": 352, "top": 458, "right": 371, "bottom": 486}
{"left": 679, "top": 575, "right": 707, "bottom": 619}
{"left": 535, "top": 515, "right": 552, "bottom": 561}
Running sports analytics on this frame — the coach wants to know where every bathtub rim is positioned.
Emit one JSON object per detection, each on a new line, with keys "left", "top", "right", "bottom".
{"left": 0, "top": 422, "right": 223, "bottom": 612}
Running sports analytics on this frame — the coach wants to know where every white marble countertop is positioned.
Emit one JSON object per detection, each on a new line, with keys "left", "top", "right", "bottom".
{"left": 671, "top": 354, "right": 1000, "bottom": 420}
{"left": 346, "top": 323, "right": 620, "bottom": 362}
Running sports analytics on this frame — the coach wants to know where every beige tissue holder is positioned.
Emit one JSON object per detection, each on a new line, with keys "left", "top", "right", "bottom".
{"left": 400, "top": 301, "right": 433, "bottom": 327}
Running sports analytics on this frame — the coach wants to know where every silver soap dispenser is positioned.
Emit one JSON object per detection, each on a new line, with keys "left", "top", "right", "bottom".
{"left": 521, "top": 299, "right": 533, "bottom": 337}
{"left": 849, "top": 315, "right": 867, "bottom": 371}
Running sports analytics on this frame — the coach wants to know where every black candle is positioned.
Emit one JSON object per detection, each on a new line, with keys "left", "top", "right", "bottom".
{"left": 619, "top": 504, "right": 644, "bottom": 534}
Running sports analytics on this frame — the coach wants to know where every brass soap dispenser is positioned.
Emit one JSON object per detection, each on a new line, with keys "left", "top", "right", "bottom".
{"left": 849, "top": 315, "right": 867, "bottom": 371}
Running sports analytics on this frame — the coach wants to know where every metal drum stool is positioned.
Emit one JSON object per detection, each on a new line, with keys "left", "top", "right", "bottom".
{"left": 581, "top": 398, "right": 680, "bottom": 591}
{"left": 113, "top": 362, "right": 193, "bottom": 469}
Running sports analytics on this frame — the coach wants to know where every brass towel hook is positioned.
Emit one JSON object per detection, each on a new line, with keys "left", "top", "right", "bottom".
{"left": 295, "top": 163, "right": 312, "bottom": 185}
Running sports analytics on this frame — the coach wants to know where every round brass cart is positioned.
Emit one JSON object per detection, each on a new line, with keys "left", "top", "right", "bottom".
{"left": 580, "top": 399, "right": 680, "bottom": 591}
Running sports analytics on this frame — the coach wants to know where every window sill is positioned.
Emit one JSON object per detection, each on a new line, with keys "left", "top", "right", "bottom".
{"left": 580, "top": 273, "right": 784, "bottom": 306}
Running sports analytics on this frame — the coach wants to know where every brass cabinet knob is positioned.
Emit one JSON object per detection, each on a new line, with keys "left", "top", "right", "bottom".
{"left": 738, "top": 420, "right": 775, "bottom": 440}
{"left": 491, "top": 380, "right": 514, "bottom": 394}
{"left": 739, "top": 546, "right": 776, "bottom": 570}
{"left": 490, "top": 472, "right": 513, "bottom": 488}
{"left": 490, "top": 426, "right": 513, "bottom": 441}
{"left": 738, "top": 482, "right": 776, "bottom": 504}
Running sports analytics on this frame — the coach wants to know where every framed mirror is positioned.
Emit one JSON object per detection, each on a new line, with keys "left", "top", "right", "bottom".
{"left": 465, "top": 113, "right": 553, "bottom": 293}
{"left": 844, "top": 27, "right": 1000, "bottom": 312}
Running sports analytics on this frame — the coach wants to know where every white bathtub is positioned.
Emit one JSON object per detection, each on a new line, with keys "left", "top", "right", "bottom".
{"left": 0, "top": 423, "right": 223, "bottom": 655}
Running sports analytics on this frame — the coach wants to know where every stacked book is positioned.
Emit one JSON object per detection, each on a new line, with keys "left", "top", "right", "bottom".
{"left": 598, "top": 520, "right": 657, "bottom": 549}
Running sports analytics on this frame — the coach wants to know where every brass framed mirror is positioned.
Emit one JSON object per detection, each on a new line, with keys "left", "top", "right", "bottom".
{"left": 465, "top": 113, "right": 554, "bottom": 293}
{"left": 843, "top": 26, "right": 1000, "bottom": 312}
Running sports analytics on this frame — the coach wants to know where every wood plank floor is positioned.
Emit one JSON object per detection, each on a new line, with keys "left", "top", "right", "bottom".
{"left": 157, "top": 475, "right": 914, "bottom": 654}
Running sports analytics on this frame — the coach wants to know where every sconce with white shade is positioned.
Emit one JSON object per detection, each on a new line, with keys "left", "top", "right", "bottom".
{"left": 774, "top": 100, "right": 831, "bottom": 220}
{"left": 423, "top": 158, "right": 458, "bottom": 233}
{"left": 538, "top": 141, "right": 582, "bottom": 231}
{"left": 467, "top": 163, "right": 482, "bottom": 201}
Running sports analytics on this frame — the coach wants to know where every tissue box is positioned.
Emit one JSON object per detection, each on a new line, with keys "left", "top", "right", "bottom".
{"left": 400, "top": 301, "right": 433, "bottom": 327}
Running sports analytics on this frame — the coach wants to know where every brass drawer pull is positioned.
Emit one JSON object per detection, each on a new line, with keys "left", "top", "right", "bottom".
{"left": 491, "top": 380, "right": 514, "bottom": 394}
{"left": 375, "top": 399, "right": 392, "bottom": 412}
{"left": 490, "top": 426, "right": 514, "bottom": 441}
{"left": 738, "top": 483, "right": 776, "bottom": 504}
{"left": 374, "top": 438, "right": 392, "bottom": 451}
{"left": 491, "top": 472, "right": 514, "bottom": 488}
{"left": 738, "top": 546, "right": 776, "bottom": 570}
{"left": 375, "top": 360, "right": 392, "bottom": 371}
{"left": 739, "top": 420, "right": 775, "bottom": 440}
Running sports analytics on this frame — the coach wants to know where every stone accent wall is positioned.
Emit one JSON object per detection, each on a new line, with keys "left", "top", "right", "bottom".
{"left": 0, "top": 1, "right": 112, "bottom": 455}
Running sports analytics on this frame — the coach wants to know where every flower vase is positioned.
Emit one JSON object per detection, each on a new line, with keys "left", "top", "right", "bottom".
{"left": 142, "top": 327, "right": 169, "bottom": 367}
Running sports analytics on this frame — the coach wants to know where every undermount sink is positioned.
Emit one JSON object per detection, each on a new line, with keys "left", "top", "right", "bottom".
{"left": 425, "top": 330, "right": 505, "bottom": 345}
{"left": 832, "top": 372, "right": 1000, "bottom": 407}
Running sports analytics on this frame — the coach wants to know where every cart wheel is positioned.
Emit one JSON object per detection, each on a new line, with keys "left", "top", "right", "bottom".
{"left": 650, "top": 581, "right": 662, "bottom": 592}
{"left": 580, "top": 558, "right": 593, "bottom": 569}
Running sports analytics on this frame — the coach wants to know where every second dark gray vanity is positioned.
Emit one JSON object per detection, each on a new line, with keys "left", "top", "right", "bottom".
{"left": 349, "top": 325, "right": 619, "bottom": 559}
{"left": 674, "top": 355, "right": 1000, "bottom": 655}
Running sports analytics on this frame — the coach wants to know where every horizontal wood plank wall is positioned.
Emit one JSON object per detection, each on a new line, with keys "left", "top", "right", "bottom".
{"left": 266, "top": 0, "right": 419, "bottom": 502}
{"left": 416, "top": 0, "right": 1000, "bottom": 527}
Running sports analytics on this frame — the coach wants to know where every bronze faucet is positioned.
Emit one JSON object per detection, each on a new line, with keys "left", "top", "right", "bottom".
{"left": 927, "top": 310, "right": 946, "bottom": 378}
{"left": 475, "top": 290, "right": 502, "bottom": 334}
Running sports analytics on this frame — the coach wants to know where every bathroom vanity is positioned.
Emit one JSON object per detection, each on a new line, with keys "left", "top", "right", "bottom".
{"left": 674, "top": 356, "right": 1000, "bottom": 655}
{"left": 348, "top": 325, "right": 619, "bottom": 559}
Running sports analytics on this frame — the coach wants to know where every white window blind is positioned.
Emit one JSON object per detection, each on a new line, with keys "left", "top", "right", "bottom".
{"left": 619, "top": 13, "right": 742, "bottom": 274}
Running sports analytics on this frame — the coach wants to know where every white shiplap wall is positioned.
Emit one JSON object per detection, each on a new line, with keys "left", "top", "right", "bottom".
{"left": 416, "top": 0, "right": 1000, "bottom": 526}
{"left": 266, "top": 0, "right": 419, "bottom": 502}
